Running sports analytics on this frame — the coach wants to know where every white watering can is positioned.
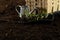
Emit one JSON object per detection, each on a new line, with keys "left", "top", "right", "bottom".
{"left": 16, "top": 5, "right": 36, "bottom": 18}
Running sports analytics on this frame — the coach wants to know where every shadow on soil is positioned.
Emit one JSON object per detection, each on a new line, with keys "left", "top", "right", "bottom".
{"left": 0, "top": 11, "right": 60, "bottom": 40}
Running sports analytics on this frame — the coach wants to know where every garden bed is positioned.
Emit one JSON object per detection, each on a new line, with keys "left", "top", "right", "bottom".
{"left": 14, "top": 14, "right": 54, "bottom": 24}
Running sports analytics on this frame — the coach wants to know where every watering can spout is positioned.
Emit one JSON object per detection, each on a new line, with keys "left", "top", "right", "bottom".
{"left": 29, "top": 8, "right": 37, "bottom": 14}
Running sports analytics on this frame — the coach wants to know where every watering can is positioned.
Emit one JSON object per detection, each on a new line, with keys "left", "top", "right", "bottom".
{"left": 16, "top": 5, "right": 36, "bottom": 18}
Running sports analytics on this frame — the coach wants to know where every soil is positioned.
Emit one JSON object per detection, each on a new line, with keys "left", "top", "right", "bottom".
{"left": 0, "top": 0, "right": 60, "bottom": 40}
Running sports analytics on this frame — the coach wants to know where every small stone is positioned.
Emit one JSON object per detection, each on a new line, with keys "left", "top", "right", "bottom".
{"left": 5, "top": 33, "right": 8, "bottom": 37}
{"left": 5, "top": 5, "right": 8, "bottom": 8}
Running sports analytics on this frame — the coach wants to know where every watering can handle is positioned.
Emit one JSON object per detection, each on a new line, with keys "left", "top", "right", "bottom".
{"left": 15, "top": 5, "right": 24, "bottom": 18}
{"left": 15, "top": 5, "right": 22, "bottom": 14}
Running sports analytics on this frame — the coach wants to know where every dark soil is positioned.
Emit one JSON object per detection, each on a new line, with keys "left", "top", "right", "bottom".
{"left": 0, "top": 11, "right": 60, "bottom": 40}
